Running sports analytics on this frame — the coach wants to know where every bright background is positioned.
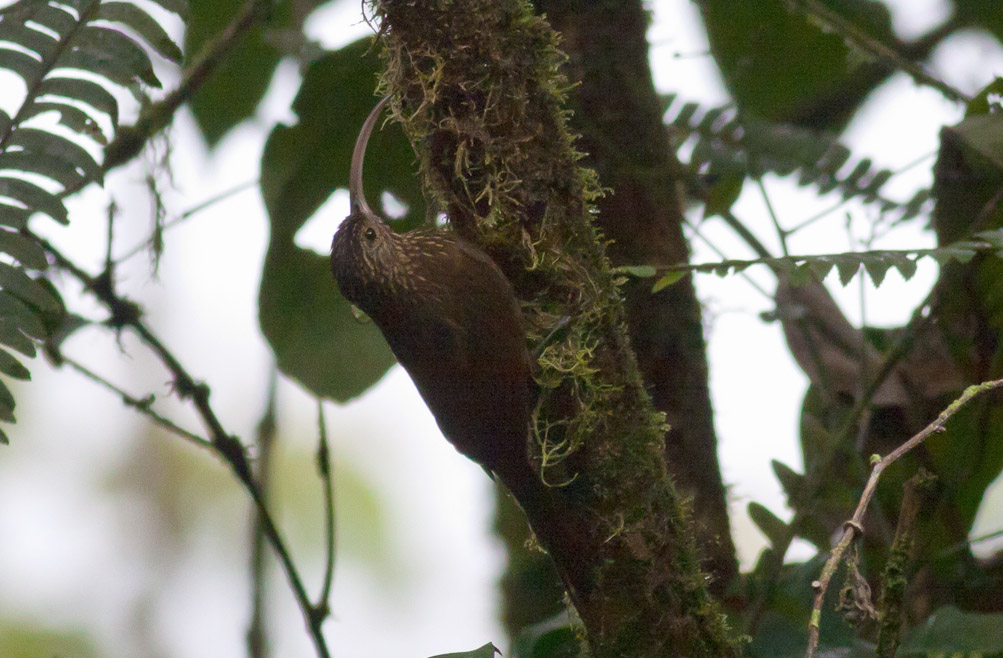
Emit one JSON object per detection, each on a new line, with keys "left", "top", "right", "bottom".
{"left": 1, "top": 1, "right": 1002, "bottom": 657}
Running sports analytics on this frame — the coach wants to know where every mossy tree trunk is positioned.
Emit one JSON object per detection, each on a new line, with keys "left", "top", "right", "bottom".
{"left": 536, "top": 0, "right": 739, "bottom": 598}
{"left": 375, "top": 1, "right": 739, "bottom": 655}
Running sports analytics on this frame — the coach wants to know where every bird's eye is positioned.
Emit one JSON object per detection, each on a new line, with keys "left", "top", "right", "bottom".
{"left": 364, "top": 227, "right": 376, "bottom": 241}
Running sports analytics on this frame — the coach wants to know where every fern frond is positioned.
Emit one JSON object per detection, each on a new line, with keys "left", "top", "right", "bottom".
{"left": 666, "top": 93, "right": 932, "bottom": 222}
{"left": 636, "top": 229, "right": 1003, "bottom": 292}
{"left": 0, "top": 0, "right": 186, "bottom": 443}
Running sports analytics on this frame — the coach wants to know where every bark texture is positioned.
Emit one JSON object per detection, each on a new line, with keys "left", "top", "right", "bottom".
{"left": 537, "top": 0, "right": 738, "bottom": 595}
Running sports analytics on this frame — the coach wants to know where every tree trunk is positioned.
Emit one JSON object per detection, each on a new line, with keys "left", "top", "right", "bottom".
{"left": 537, "top": 0, "right": 739, "bottom": 596}
{"left": 376, "top": 1, "right": 739, "bottom": 655}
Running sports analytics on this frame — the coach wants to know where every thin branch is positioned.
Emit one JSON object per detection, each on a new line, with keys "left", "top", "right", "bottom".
{"left": 805, "top": 378, "right": 1003, "bottom": 658}
{"left": 104, "top": 201, "right": 116, "bottom": 278}
{"left": 248, "top": 369, "right": 279, "bottom": 658}
{"left": 115, "top": 179, "right": 260, "bottom": 264}
{"left": 33, "top": 230, "right": 333, "bottom": 658}
{"left": 746, "top": 277, "right": 937, "bottom": 636}
{"left": 683, "top": 215, "right": 773, "bottom": 300}
{"left": 756, "top": 178, "right": 789, "bottom": 256}
{"left": 61, "top": 355, "right": 212, "bottom": 450}
{"left": 314, "top": 400, "right": 337, "bottom": 618}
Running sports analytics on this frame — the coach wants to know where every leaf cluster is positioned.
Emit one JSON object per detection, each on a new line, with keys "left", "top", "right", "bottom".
{"left": 0, "top": 0, "right": 185, "bottom": 442}
{"left": 666, "top": 94, "right": 930, "bottom": 224}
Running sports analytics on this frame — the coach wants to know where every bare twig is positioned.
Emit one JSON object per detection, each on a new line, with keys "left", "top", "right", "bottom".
{"left": 805, "top": 378, "right": 1003, "bottom": 658}
{"left": 33, "top": 230, "right": 333, "bottom": 658}
{"left": 314, "top": 400, "right": 337, "bottom": 620}
{"left": 248, "top": 369, "right": 279, "bottom": 658}
{"left": 756, "top": 179, "right": 789, "bottom": 256}
{"left": 61, "top": 355, "right": 211, "bottom": 450}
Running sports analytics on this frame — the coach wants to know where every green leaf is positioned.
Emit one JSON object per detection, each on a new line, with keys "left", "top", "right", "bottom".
{"left": 0, "top": 47, "right": 43, "bottom": 85}
{"left": 0, "top": 263, "right": 60, "bottom": 313}
{"left": 748, "top": 502, "right": 788, "bottom": 547}
{"left": 0, "top": 151, "right": 82, "bottom": 189}
{"left": 861, "top": 254, "right": 891, "bottom": 287}
{"left": 186, "top": 0, "right": 318, "bottom": 144}
{"left": 258, "top": 244, "right": 398, "bottom": 402}
{"left": 37, "top": 77, "right": 120, "bottom": 125}
{"left": 613, "top": 264, "right": 657, "bottom": 278}
{"left": 512, "top": 613, "right": 578, "bottom": 658}
{"left": 8, "top": 127, "right": 103, "bottom": 184}
{"left": 21, "top": 102, "right": 108, "bottom": 145}
{"left": 929, "top": 246, "right": 976, "bottom": 266}
{"left": 947, "top": 113, "right": 1003, "bottom": 173}
{"left": 0, "top": 291, "right": 47, "bottom": 339}
{"left": 68, "top": 26, "right": 160, "bottom": 88}
{"left": 900, "top": 606, "right": 1003, "bottom": 654}
{"left": 0, "top": 230, "right": 47, "bottom": 270}
{"left": 966, "top": 76, "right": 1003, "bottom": 117}
{"left": 0, "top": 177, "right": 67, "bottom": 224}
{"left": 772, "top": 459, "right": 806, "bottom": 502}
{"left": 700, "top": 0, "right": 894, "bottom": 128}
{"left": 652, "top": 270, "right": 685, "bottom": 292}
{"left": 835, "top": 256, "right": 860, "bottom": 286}
{"left": 807, "top": 257, "right": 835, "bottom": 282}
{"left": 0, "top": 377, "right": 16, "bottom": 422}
{"left": 0, "top": 348, "right": 30, "bottom": 381}
{"left": 0, "top": 320, "right": 35, "bottom": 358}
{"left": 0, "top": 22, "right": 57, "bottom": 60}
{"left": 97, "top": 2, "right": 183, "bottom": 63}
{"left": 428, "top": 643, "right": 499, "bottom": 658}
{"left": 27, "top": 4, "right": 77, "bottom": 38}
{"left": 702, "top": 173, "right": 744, "bottom": 219}
{"left": 893, "top": 255, "right": 917, "bottom": 281}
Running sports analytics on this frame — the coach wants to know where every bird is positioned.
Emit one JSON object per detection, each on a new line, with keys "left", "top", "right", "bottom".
{"left": 329, "top": 95, "right": 591, "bottom": 602}
{"left": 330, "top": 95, "right": 535, "bottom": 489}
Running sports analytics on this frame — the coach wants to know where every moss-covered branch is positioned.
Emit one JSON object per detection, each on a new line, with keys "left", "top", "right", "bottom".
{"left": 537, "top": 0, "right": 738, "bottom": 595}
{"left": 374, "top": 1, "right": 738, "bottom": 655}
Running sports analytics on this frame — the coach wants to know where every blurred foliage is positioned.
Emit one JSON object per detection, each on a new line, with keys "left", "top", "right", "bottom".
{"left": 667, "top": 93, "right": 931, "bottom": 223}
{"left": 258, "top": 38, "right": 429, "bottom": 402}
{"left": 0, "top": 622, "right": 98, "bottom": 658}
{"left": 899, "top": 605, "right": 1003, "bottom": 654}
{"left": 271, "top": 431, "right": 397, "bottom": 575}
{"left": 696, "top": 0, "right": 896, "bottom": 129}
{"left": 0, "top": 0, "right": 187, "bottom": 441}
{"left": 511, "top": 613, "right": 580, "bottom": 658}
{"left": 428, "top": 643, "right": 500, "bottom": 658}
{"left": 185, "top": 0, "right": 328, "bottom": 145}
{"left": 745, "top": 558, "right": 858, "bottom": 657}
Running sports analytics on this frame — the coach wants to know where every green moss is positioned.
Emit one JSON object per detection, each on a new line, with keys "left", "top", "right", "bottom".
{"left": 373, "top": 0, "right": 739, "bottom": 655}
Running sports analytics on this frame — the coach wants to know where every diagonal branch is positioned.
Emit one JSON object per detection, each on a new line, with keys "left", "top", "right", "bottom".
{"left": 805, "top": 378, "right": 1003, "bottom": 658}
{"left": 32, "top": 230, "right": 333, "bottom": 658}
